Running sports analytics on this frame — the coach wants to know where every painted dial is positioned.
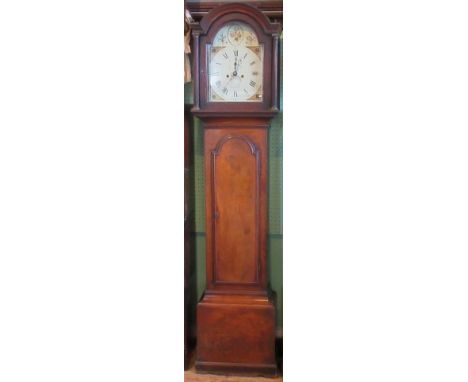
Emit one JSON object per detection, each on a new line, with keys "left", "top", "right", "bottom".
{"left": 208, "top": 22, "right": 263, "bottom": 102}
{"left": 209, "top": 45, "right": 262, "bottom": 102}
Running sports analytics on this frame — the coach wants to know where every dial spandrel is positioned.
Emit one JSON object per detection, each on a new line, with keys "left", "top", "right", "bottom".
{"left": 208, "top": 22, "right": 263, "bottom": 103}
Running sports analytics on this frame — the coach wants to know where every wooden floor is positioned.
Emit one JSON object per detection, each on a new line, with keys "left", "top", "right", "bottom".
{"left": 184, "top": 367, "right": 283, "bottom": 382}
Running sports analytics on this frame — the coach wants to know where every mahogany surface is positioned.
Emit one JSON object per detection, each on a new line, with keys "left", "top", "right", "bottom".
{"left": 197, "top": 294, "right": 276, "bottom": 376}
{"left": 204, "top": 123, "right": 269, "bottom": 294}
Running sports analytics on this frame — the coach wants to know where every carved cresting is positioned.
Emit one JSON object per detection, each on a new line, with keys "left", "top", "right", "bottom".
{"left": 211, "top": 135, "right": 261, "bottom": 286}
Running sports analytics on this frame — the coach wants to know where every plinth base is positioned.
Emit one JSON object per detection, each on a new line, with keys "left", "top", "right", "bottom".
{"left": 195, "top": 293, "right": 277, "bottom": 377}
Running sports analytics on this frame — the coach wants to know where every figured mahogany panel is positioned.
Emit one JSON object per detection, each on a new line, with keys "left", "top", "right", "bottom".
{"left": 212, "top": 135, "right": 260, "bottom": 284}
{"left": 197, "top": 298, "right": 276, "bottom": 366}
{"left": 204, "top": 124, "right": 268, "bottom": 292}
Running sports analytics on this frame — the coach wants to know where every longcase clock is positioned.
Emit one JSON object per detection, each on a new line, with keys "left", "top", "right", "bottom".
{"left": 191, "top": 3, "right": 281, "bottom": 377}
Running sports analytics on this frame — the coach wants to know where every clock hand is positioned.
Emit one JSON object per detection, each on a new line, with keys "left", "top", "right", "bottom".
{"left": 233, "top": 55, "right": 238, "bottom": 77}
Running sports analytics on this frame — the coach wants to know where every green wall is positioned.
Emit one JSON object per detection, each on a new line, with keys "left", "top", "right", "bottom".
{"left": 185, "top": 36, "right": 283, "bottom": 330}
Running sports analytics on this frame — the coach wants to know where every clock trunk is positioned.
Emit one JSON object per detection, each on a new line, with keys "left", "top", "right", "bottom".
{"left": 196, "top": 118, "right": 277, "bottom": 377}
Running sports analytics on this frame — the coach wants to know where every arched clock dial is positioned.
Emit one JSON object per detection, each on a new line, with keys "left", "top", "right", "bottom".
{"left": 208, "top": 21, "right": 263, "bottom": 102}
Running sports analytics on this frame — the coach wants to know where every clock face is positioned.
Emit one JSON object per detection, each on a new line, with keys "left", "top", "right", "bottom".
{"left": 208, "top": 22, "right": 263, "bottom": 102}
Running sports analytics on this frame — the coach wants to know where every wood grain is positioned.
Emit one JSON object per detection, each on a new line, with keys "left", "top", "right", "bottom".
{"left": 204, "top": 126, "right": 268, "bottom": 293}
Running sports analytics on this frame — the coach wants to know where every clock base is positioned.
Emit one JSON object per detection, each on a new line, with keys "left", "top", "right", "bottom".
{"left": 195, "top": 293, "right": 277, "bottom": 377}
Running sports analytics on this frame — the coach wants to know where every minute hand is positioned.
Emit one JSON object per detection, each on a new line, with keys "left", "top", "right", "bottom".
{"left": 233, "top": 55, "right": 238, "bottom": 76}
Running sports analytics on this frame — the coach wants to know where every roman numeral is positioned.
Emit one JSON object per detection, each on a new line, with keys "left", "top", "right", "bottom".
{"left": 223, "top": 52, "right": 228, "bottom": 59}
{"left": 243, "top": 53, "right": 248, "bottom": 59}
{"left": 234, "top": 50, "right": 238, "bottom": 57}
{"left": 222, "top": 87, "right": 228, "bottom": 95}
{"left": 249, "top": 80, "right": 256, "bottom": 87}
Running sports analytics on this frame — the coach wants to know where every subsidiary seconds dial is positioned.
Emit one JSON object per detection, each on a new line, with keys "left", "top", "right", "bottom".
{"left": 208, "top": 45, "right": 263, "bottom": 102}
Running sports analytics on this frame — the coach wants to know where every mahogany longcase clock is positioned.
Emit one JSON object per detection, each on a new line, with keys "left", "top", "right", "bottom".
{"left": 191, "top": 3, "right": 281, "bottom": 377}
